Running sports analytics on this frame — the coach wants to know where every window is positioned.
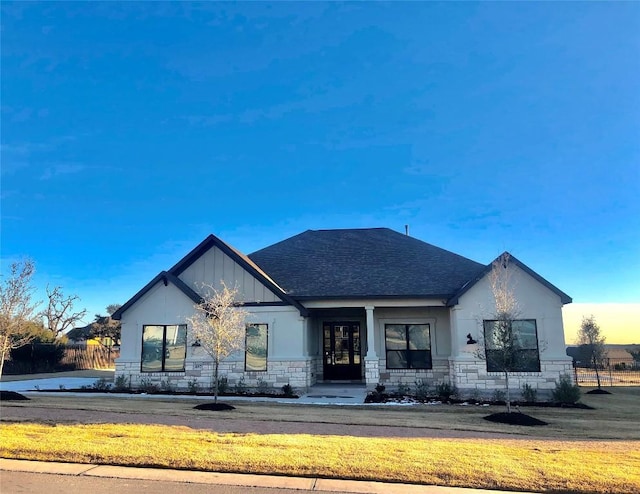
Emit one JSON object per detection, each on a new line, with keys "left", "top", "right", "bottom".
{"left": 385, "top": 324, "right": 431, "bottom": 369}
{"left": 483, "top": 319, "right": 540, "bottom": 372}
{"left": 245, "top": 323, "right": 268, "bottom": 371}
{"left": 141, "top": 325, "right": 187, "bottom": 372}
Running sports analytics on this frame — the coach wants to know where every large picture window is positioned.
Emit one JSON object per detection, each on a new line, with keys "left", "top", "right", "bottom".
{"left": 385, "top": 324, "right": 431, "bottom": 369}
{"left": 483, "top": 319, "right": 540, "bottom": 372}
{"left": 141, "top": 324, "right": 187, "bottom": 372}
{"left": 245, "top": 323, "right": 268, "bottom": 372}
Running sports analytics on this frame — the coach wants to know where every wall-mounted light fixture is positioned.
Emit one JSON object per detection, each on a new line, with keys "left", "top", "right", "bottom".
{"left": 466, "top": 333, "right": 477, "bottom": 345}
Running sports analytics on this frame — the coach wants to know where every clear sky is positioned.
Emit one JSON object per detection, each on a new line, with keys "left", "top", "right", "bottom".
{"left": 1, "top": 3, "right": 639, "bottom": 343}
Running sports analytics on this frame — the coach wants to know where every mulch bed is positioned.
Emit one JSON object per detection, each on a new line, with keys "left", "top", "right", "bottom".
{"left": 0, "top": 391, "right": 30, "bottom": 401}
{"left": 586, "top": 389, "right": 612, "bottom": 395}
{"left": 30, "top": 388, "right": 299, "bottom": 399}
{"left": 484, "top": 412, "right": 548, "bottom": 426}
{"left": 193, "top": 403, "right": 236, "bottom": 411}
{"left": 365, "top": 393, "right": 593, "bottom": 409}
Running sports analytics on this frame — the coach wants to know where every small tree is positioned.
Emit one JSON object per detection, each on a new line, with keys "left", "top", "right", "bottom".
{"left": 187, "top": 283, "right": 248, "bottom": 403}
{"left": 0, "top": 260, "right": 40, "bottom": 378}
{"left": 577, "top": 315, "right": 607, "bottom": 389}
{"left": 476, "top": 253, "right": 537, "bottom": 413}
{"left": 629, "top": 349, "right": 640, "bottom": 369}
{"left": 41, "top": 285, "right": 87, "bottom": 339}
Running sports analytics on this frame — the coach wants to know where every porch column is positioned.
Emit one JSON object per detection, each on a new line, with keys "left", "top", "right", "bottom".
{"left": 364, "top": 305, "right": 379, "bottom": 388}
{"left": 365, "top": 305, "right": 377, "bottom": 357}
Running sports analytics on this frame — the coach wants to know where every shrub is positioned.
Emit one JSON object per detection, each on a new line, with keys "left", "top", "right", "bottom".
{"left": 375, "top": 383, "right": 386, "bottom": 394}
{"left": 414, "top": 379, "right": 430, "bottom": 400}
{"left": 186, "top": 379, "right": 199, "bottom": 394}
{"left": 552, "top": 374, "right": 581, "bottom": 404}
{"left": 92, "top": 378, "right": 112, "bottom": 391}
{"left": 256, "top": 378, "right": 270, "bottom": 394}
{"left": 491, "top": 389, "right": 506, "bottom": 402}
{"left": 466, "top": 388, "right": 482, "bottom": 403}
{"left": 139, "top": 377, "right": 160, "bottom": 394}
{"left": 435, "top": 381, "right": 458, "bottom": 400}
{"left": 396, "top": 382, "right": 411, "bottom": 396}
{"left": 160, "top": 379, "right": 174, "bottom": 393}
{"left": 217, "top": 376, "right": 229, "bottom": 394}
{"left": 114, "top": 374, "right": 131, "bottom": 392}
{"left": 234, "top": 377, "right": 247, "bottom": 394}
{"left": 521, "top": 383, "right": 538, "bottom": 403}
{"left": 281, "top": 383, "right": 295, "bottom": 397}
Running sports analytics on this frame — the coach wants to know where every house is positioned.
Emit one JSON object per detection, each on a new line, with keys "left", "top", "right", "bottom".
{"left": 112, "top": 228, "right": 573, "bottom": 394}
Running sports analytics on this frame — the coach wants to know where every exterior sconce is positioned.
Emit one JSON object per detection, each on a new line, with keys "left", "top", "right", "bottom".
{"left": 466, "top": 333, "right": 477, "bottom": 345}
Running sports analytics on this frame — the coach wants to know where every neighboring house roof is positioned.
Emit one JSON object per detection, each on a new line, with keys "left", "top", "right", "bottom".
{"left": 446, "top": 252, "right": 572, "bottom": 306}
{"left": 248, "top": 228, "right": 486, "bottom": 300}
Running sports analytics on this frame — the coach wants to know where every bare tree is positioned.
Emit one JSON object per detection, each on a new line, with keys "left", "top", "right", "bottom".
{"left": 476, "top": 253, "right": 538, "bottom": 413}
{"left": 0, "top": 260, "right": 40, "bottom": 378}
{"left": 41, "top": 285, "right": 87, "bottom": 339}
{"left": 187, "top": 282, "right": 249, "bottom": 403}
{"left": 577, "top": 315, "right": 607, "bottom": 389}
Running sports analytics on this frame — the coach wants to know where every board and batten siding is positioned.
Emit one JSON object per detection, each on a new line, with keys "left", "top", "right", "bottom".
{"left": 177, "top": 245, "right": 281, "bottom": 303}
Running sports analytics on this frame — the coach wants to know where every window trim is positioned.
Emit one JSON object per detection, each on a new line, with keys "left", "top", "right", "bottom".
{"left": 483, "top": 319, "right": 541, "bottom": 373}
{"left": 141, "top": 324, "right": 187, "bottom": 373}
{"left": 384, "top": 323, "right": 432, "bottom": 370}
{"left": 245, "top": 323, "right": 268, "bottom": 372}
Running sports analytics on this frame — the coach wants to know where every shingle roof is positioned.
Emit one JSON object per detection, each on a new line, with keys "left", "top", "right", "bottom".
{"left": 248, "top": 228, "right": 486, "bottom": 299}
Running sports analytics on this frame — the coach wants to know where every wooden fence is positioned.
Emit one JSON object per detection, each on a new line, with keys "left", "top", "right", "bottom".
{"left": 60, "top": 345, "right": 119, "bottom": 370}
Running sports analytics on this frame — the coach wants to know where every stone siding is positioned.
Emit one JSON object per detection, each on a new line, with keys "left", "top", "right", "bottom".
{"left": 376, "top": 359, "right": 450, "bottom": 391}
{"left": 449, "top": 358, "right": 574, "bottom": 398}
{"left": 115, "top": 357, "right": 315, "bottom": 393}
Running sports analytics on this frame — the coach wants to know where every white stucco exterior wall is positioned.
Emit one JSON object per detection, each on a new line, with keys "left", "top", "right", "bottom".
{"left": 178, "top": 245, "right": 280, "bottom": 303}
{"left": 115, "top": 276, "right": 312, "bottom": 391}
{"left": 449, "top": 263, "right": 573, "bottom": 394}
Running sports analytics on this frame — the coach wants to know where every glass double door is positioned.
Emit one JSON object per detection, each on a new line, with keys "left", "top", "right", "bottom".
{"left": 323, "top": 322, "right": 362, "bottom": 380}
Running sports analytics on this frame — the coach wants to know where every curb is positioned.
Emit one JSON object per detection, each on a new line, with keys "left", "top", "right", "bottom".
{"left": 0, "top": 458, "right": 530, "bottom": 493}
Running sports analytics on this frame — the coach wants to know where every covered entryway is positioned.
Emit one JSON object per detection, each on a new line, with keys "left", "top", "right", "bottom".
{"left": 322, "top": 322, "right": 362, "bottom": 380}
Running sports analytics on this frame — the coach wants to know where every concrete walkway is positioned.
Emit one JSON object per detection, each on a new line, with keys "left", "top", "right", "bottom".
{"left": 0, "top": 459, "right": 535, "bottom": 494}
{"left": 0, "top": 375, "right": 370, "bottom": 405}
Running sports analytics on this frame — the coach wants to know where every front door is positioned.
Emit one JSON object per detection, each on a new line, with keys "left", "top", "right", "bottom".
{"left": 323, "top": 322, "right": 361, "bottom": 380}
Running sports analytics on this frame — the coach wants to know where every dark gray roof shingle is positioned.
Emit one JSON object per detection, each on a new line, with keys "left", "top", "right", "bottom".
{"left": 248, "top": 228, "right": 486, "bottom": 299}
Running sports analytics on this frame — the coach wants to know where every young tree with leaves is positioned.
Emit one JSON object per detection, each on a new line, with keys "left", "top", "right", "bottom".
{"left": 187, "top": 283, "right": 248, "bottom": 403}
{"left": 41, "top": 285, "right": 87, "bottom": 339}
{"left": 577, "top": 315, "right": 607, "bottom": 389}
{"left": 0, "top": 259, "right": 40, "bottom": 378}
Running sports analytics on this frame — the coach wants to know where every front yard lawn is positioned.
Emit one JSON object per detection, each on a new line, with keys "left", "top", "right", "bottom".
{"left": 0, "top": 386, "right": 638, "bottom": 493}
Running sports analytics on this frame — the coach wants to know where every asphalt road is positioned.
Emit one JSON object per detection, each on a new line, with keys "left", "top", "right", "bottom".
{"left": 1, "top": 471, "right": 310, "bottom": 494}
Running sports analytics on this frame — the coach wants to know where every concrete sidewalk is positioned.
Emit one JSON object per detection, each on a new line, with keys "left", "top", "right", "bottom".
{"left": 0, "top": 459, "right": 535, "bottom": 494}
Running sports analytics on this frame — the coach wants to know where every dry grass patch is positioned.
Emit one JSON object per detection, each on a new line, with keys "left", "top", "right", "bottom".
{"left": 1, "top": 422, "right": 639, "bottom": 493}
{"left": 4, "top": 387, "right": 640, "bottom": 440}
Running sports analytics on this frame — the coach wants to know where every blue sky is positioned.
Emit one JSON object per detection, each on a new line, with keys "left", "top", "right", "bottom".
{"left": 1, "top": 2, "right": 639, "bottom": 339}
